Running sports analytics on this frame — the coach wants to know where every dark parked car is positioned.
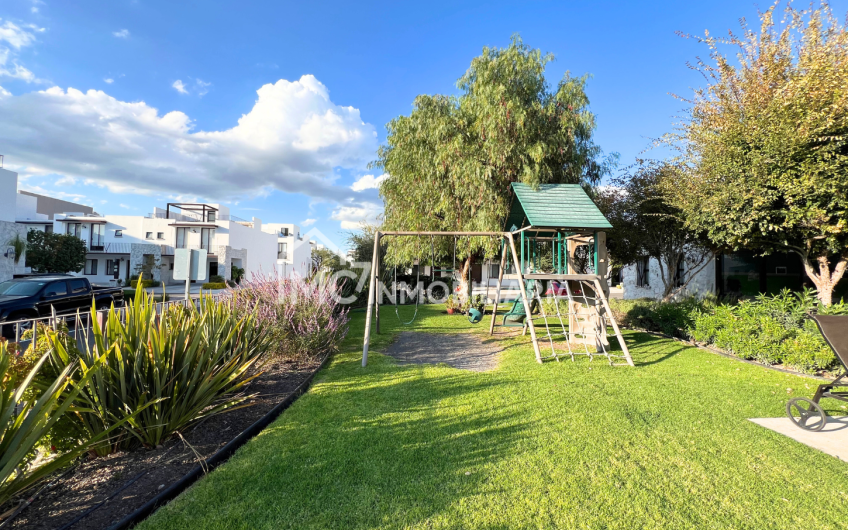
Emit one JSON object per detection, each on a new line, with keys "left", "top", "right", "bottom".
{"left": 0, "top": 275, "right": 124, "bottom": 337}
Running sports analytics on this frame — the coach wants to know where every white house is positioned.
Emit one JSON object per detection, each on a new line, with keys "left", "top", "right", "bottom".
{"left": 619, "top": 257, "right": 717, "bottom": 300}
{"left": 0, "top": 168, "right": 28, "bottom": 282}
{"left": 47, "top": 203, "right": 279, "bottom": 286}
{"left": 261, "top": 223, "right": 312, "bottom": 278}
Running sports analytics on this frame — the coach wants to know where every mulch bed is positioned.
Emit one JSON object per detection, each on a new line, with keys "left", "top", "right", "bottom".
{"left": 5, "top": 356, "right": 322, "bottom": 530}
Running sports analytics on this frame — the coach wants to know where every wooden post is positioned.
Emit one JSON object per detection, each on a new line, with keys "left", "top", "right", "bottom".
{"left": 362, "top": 231, "right": 381, "bottom": 367}
{"left": 489, "top": 240, "right": 508, "bottom": 335}
{"left": 375, "top": 237, "right": 381, "bottom": 334}
{"left": 593, "top": 277, "right": 634, "bottom": 367}
{"left": 507, "top": 233, "right": 542, "bottom": 363}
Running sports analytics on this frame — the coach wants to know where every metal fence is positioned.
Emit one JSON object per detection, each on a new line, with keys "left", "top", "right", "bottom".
{"left": 0, "top": 293, "right": 231, "bottom": 354}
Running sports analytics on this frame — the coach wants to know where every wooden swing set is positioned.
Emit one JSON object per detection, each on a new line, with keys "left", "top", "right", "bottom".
{"left": 361, "top": 183, "right": 634, "bottom": 368}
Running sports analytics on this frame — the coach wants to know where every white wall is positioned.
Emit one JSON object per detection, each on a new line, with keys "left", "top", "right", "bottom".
{"left": 0, "top": 169, "right": 18, "bottom": 223}
{"left": 621, "top": 257, "right": 716, "bottom": 300}
{"left": 222, "top": 219, "right": 277, "bottom": 278}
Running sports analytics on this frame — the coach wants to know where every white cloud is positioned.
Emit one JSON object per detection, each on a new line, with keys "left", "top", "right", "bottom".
{"left": 20, "top": 184, "right": 86, "bottom": 202}
{"left": 351, "top": 173, "right": 387, "bottom": 192}
{"left": 331, "top": 202, "right": 382, "bottom": 229}
{"left": 0, "top": 21, "right": 38, "bottom": 49}
{"left": 195, "top": 78, "right": 211, "bottom": 96}
{"left": 104, "top": 78, "right": 114, "bottom": 84}
{"left": 30, "top": 1, "right": 45, "bottom": 14}
{"left": 55, "top": 176, "right": 77, "bottom": 186}
{"left": 0, "top": 76, "right": 378, "bottom": 209}
{"left": 172, "top": 80, "right": 188, "bottom": 94}
{"left": 113, "top": 29, "right": 130, "bottom": 38}
{"left": 0, "top": 85, "right": 10, "bottom": 97}
{"left": 0, "top": 20, "right": 40, "bottom": 82}
{"left": 119, "top": 203, "right": 134, "bottom": 209}
{"left": 301, "top": 218, "right": 316, "bottom": 227}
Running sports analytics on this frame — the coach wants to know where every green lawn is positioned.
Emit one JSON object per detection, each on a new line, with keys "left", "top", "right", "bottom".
{"left": 140, "top": 305, "right": 848, "bottom": 529}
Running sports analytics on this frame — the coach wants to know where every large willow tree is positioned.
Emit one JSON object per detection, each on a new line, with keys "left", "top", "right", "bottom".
{"left": 376, "top": 36, "right": 609, "bottom": 296}
{"left": 665, "top": 2, "right": 848, "bottom": 305}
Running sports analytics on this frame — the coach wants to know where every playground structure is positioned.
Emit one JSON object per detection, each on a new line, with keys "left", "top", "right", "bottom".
{"left": 362, "top": 183, "right": 634, "bottom": 368}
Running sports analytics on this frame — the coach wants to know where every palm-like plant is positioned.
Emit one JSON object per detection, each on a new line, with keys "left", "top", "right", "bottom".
{"left": 5, "top": 233, "right": 26, "bottom": 265}
{"left": 0, "top": 346, "right": 131, "bottom": 505}
{"left": 44, "top": 288, "right": 271, "bottom": 454}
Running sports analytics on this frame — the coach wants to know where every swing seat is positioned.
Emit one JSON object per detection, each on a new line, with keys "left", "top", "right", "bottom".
{"left": 501, "top": 280, "right": 539, "bottom": 327}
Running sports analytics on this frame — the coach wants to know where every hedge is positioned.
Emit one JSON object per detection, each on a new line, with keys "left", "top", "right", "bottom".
{"left": 609, "top": 289, "right": 848, "bottom": 374}
{"left": 202, "top": 282, "right": 228, "bottom": 290}
{"left": 128, "top": 279, "right": 156, "bottom": 289}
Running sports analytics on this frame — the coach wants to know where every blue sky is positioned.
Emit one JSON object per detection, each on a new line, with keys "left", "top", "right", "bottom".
{"left": 1, "top": 0, "right": 844, "bottom": 250}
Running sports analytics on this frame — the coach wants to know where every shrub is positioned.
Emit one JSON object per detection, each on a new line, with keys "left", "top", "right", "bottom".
{"left": 123, "top": 289, "right": 168, "bottom": 303}
{"left": 202, "top": 282, "right": 227, "bottom": 290}
{"left": 611, "top": 289, "right": 845, "bottom": 373}
{"left": 609, "top": 296, "right": 710, "bottom": 339}
{"left": 233, "top": 273, "right": 349, "bottom": 360}
{"left": 42, "top": 290, "right": 272, "bottom": 454}
{"left": 129, "top": 279, "right": 156, "bottom": 288}
{"left": 1, "top": 345, "right": 137, "bottom": 505}
{"left": 209, "top": 275, "right": 226, "bottom": 284}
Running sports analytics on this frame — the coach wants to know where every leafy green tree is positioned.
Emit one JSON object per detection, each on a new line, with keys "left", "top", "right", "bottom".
{"left": 665, "top": 2, "right": 848, "bottom": 304}
{"left": 311, "top": 248, "right": 343, "bottom": 274}
{"left": 25, "top": 230, "right": 87, "bottom": 274}
{"left": 598, "top": 162, "right": 715, "bottom": 300}
{"left": 376, "top": 35, "right": 611, "bottom": 298}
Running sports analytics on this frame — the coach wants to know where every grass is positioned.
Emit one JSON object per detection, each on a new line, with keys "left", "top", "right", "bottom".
{"left": 140, "top": 305, "right": 848, "bottom": 529}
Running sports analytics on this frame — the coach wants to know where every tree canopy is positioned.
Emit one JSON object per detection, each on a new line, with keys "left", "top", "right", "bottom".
{"left": 25, "top": 230, "right": 87, "bottom": 274}
{"left": 376, "top": 36, "right": 612, "bottom": 290}
{"left": 664, "top": 1, "right": 848, "bottom": 304}
{"left": 598, "top": 162, "right": 714, "bottom": 300}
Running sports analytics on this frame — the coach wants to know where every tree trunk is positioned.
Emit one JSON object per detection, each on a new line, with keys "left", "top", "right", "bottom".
{"left": 798, "top": 251, "right": 848, "bottom": 306}
{"left": 459, "top": 255, "right": 474, "bottom": 303}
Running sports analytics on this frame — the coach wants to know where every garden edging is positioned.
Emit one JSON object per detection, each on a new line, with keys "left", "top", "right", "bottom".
{"left": 104, "top": 350, "right": 334, "bottom": 530}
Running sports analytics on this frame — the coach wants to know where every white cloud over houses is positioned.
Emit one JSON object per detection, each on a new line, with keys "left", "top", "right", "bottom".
{"left": 301, "top": 218, "right": 317, "bottom": 227}
{"left": 113, "top": 29, "right": 130, "bottom": 38}
{"left": 0, "top": 75, "right": 379, "bottom": 212}
{"left": 331, "top": 201, "right": 382, "bottom": 229}
{"left": 351, "top": 173, "right": 387, "bottom": 192}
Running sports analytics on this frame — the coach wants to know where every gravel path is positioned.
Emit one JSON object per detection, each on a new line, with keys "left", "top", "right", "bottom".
{"left": 383, "top": 332, "right": 502, "bottom": 372}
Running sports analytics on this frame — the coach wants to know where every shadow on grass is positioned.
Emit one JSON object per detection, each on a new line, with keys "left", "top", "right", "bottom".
{"left": 144, "top": 355, "right": 532, "bottom": 529}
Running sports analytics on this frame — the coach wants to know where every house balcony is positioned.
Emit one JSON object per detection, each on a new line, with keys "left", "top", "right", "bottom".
{"left": 87, "top": 242, "right": 133, "bottom": 254}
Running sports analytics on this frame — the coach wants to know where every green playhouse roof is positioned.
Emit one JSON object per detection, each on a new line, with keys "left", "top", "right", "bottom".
{"left": 505, "top": 182, "right": 612, "bottom": 231}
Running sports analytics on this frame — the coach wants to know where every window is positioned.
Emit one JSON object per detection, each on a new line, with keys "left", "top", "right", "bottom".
{"left": 90, "top": 224, "right": 105, "bottom": 250}
{"left": 281, "top": 227, "right": 289, "bottom": 236}
{"left": 175, "top": 227, "right": 187, "bottom": 249}
{"left": 157, "top": 232, "right": 164, "bottom": 240}
{"left": 207, "top": 211, "right": 216, "bottom": 222}
{"left": 67, "top": 223, "right": 82, "bottom": 237}
{"left": 44, "top": 281, "right": 67, "bottom": 297}
{"left": 114, "top": 230, "right": 123, "bottom": 238}
{"left": 84, "top": 259, "right": 98, "bottom": 275}
{"left": 489, "top": 263, "right": 500, "bottom": 279}
{"left": 278, "top": 242, "right": 287, "bottom": 259}
{"left": 45, "top": 224, "right": 53, "bottom": 234}
{"left": 636, "top": 258, "right": 650, "bottom": 288}
{"left": 674, "top": 255, "right": 685, "bottom": 287}
{"left": 0, "top": 281, "right": 45, "bottom": 296}
{"left": 69, "top": 279, "right": 87, "bottom": 293}
{"left": 106, "top": 259, "right": 121, "bottom": 277}
{"left": 200, "top": 228, "right": 214, "bottom": 251}
{"left": 145, "top": 232, "right": 153, "bottom": 240}
{"left": 169, "top": 262, "right": 174, "bottom": 270}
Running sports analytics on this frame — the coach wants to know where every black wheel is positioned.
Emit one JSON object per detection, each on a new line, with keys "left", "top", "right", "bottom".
{"left": 786, "top": 397, "right": 827, "bottom": 432}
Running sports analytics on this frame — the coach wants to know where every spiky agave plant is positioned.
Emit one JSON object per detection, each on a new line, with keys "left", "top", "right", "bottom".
{"left": 44, "top": 287, "right": 272, "bottom": 454}
{"left": 0, "top": 346, "right": 136, "bottom": 505}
